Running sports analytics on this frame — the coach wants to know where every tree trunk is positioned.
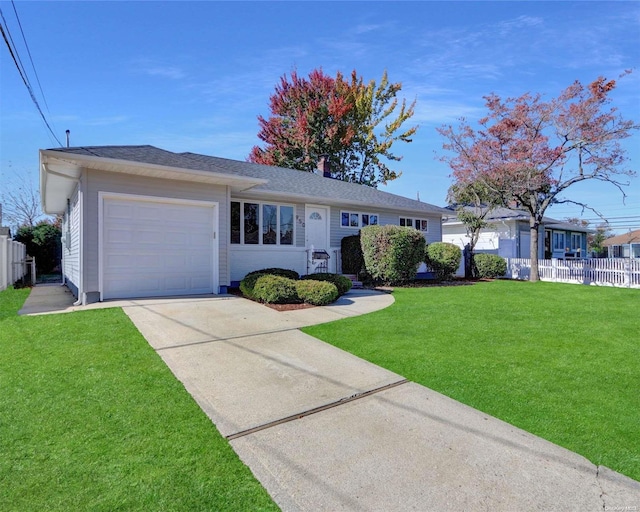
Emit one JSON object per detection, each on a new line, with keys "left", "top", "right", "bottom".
{"left": 530, "top": 220, "right": 540, "bottom": 282}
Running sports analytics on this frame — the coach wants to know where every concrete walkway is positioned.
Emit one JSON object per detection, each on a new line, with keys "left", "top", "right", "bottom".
{"left": 20, "top": 285, "right": 640, "bottom": 511}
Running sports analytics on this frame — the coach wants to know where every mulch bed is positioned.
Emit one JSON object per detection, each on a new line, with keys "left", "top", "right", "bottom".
{"left": 227, "top": 278, "right": 489, "bottom": 311}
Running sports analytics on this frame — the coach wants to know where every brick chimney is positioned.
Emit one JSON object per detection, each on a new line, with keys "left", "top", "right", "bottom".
{"left": 317, "top": 154, "right": 332, "bottom": 178}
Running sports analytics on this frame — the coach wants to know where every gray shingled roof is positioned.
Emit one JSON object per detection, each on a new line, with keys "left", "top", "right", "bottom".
{"left": 443, "top": 205, "right": 592, "bottom": 232}
{"left": 48, "top": 145, "right": 448, "bottom": 215}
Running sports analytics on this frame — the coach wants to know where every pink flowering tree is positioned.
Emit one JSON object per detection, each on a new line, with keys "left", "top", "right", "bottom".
{"left": 438, "top": 75, "right": 638, "bottom": 281}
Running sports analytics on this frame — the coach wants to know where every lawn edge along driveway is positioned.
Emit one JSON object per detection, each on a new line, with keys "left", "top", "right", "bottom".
{"left": 0, "top": 286, "right": 278, "bottom": 512}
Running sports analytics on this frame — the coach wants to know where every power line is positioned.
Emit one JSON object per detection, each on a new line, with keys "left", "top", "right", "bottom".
{"left": 11, "top": 0, "right": 52, "bottom": 114}
{"left": 0, "top": 6, "right": 62, "bottom": 146}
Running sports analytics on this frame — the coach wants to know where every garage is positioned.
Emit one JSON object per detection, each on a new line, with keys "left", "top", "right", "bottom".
{"left": 101, "top": 194, "right": 217, "bottom": 300}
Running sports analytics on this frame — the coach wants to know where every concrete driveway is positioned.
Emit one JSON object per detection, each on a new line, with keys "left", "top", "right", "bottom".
{"left": 20, "top": 286, "right": 640, "bottom": 510}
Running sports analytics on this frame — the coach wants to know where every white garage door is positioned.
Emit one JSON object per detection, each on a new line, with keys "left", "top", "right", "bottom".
{"left": 102, "top": 196, "right": 216, "bottom": 299}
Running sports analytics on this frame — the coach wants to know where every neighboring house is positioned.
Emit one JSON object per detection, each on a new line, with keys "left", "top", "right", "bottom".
{"left": 442, "top": 206, "right": 591, "bottom": 261}
{"left": 603, "top": 229, "right": 640, "bottom": 259}
{"left": 40, "top": 145, "right": 448, "bottom": 304}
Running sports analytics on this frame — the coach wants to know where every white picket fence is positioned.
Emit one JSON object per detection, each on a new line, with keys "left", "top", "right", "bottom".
{"left": 507, "top": 258, "right": 640, "bottom": 289}
{"left": 0, "top": 235, "right": 27, "bottom": 291}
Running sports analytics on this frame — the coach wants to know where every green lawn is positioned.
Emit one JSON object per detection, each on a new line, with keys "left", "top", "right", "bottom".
{"left": 303, "top": 280, "right": 640, "bottom": 482}
{"left": 0, "top": 287, "right": 278, "bottom": 512}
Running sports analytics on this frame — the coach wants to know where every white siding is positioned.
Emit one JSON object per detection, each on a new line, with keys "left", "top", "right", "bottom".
{"left": 230, "top": 246, "right": 308, "bottom": 281}
{"left": 62, "top": 183, "right": 81, "bottom": 295}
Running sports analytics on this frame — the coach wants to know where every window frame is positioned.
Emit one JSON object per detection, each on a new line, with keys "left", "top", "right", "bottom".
{"left": 570, "top": 232, "right": 582, "bottom": 252}
{"left": 231, "top": 200, "right": 295, "bottom": 246}
{"left": 399, "top": 216, "right": 429, "bottom": 232}
{"left": 552, "top": 231, "right": 566, "bottom": 251}
{"left": 340, "top": 210, "right": 379, "bottom": 229}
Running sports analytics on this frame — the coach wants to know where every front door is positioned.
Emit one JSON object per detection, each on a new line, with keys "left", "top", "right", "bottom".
{"left": 305, "top": 205, "right": 329, "bottom": 250}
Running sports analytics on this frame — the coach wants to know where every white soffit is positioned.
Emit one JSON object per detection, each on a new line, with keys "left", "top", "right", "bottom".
{"left": 39, "top": 150, "right": 267, "bottom": 214}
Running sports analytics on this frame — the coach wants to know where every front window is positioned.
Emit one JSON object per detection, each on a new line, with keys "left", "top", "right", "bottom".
{"left": 341, "top": 211, "right": 378, "bottom": 228}
{"left": 570, "top": 233, "right": 582, "bottom": 252}
{"left": 280, "top": 206, "right": 293, "bottom": 245}
{"left": 244, "top": 203, "right": 259, "bottom": 245}
{"left": 400, "top": 217, "right": 428, "bottom": 232}
{"left": 231, "top": 201, "right": 294, "bottom": 246}
{"left": 552, "top": 232, "right": 565, "bottom": 251}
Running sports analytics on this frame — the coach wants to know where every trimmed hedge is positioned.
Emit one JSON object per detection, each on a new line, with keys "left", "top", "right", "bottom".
{"left": 245, "top": 268, "right": 300, "bottom": 280}
{"left": 341, "top": 234, "right": 364, "bottom": 274}
{"left": 239, "top": 273, "right": 266, "bottom": 300}
{"left": 425, "top": 242, "right": 462, "bottom": 281}
{"left": 474, "top": 254, "right": 507, "bottom": 278}
{"left": 301, "top": 273, "right": 352, "bottom": 296}
{"left": 240, "top": 268, "right": 300, "bottom": 300}
{"left": 360, "top": 225, "right": 426, "bottom": 285}
{"left": 295, "top": 280, "right": 339, "bottom": 306}
{"left": 253, "top": 275, "right": 300, "bottom": 304}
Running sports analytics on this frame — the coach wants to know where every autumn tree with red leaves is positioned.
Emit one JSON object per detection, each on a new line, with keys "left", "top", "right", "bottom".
{"left": 249, "top": 69, "right": 416, "bottom": 187}
{"left": 438, "top": 75, "right": 638, "bottom": 281}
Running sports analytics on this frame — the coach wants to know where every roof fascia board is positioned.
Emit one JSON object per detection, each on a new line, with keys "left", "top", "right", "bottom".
{"left": 40, "top": 150, "right": 267, "bottom": 190}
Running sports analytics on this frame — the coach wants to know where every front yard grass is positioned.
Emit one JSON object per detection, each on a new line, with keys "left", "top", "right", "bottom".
{"left": 0, "top": 287, "right": 278, "bottom": 511}
{"left": 303, "top": 280, "right": 640, "bottom": 482}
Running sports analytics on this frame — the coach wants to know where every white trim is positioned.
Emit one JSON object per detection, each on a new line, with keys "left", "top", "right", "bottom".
{"left": 77, "top": 180, "right": 85, "bottom": 304}
{"left": 98, "top": 191, "right": 219, "bottom": 300}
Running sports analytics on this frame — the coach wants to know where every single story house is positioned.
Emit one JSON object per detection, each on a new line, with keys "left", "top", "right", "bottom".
{"left": 604, "top": 229, "right": 640, "bottom": 259}
{"left": 40, "top": 145, "right": 448, "bottom": 304}
{"left": 442, "top": 206, "right": 592, "bottom": 262}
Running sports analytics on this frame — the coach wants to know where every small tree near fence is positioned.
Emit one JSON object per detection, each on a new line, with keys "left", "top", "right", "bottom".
{"left": 439, "top": 74, "right": 638, "bottom": 282}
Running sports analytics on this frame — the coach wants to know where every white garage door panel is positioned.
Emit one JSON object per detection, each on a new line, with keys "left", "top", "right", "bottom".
{"left": 102, "top": 197, "right": 215, "bottom": 299}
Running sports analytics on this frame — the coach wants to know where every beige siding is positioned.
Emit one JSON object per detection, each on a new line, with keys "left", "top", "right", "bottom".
{"left": 83, "top": 169, "right": 228, "bottom": 296}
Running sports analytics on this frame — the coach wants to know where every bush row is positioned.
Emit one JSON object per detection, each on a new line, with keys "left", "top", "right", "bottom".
{"left": 239, "top": 269, "right": 350, "bottom": 306}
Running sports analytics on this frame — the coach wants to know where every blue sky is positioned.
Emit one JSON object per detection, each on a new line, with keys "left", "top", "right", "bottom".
{"left": 1, "top": 1, "right": 639, "bottom": 233}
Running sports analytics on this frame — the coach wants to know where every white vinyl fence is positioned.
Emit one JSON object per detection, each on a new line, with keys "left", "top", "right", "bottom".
{"left": 0, "top": 235, "right": 27, "bottom": 291}
{"left": 507, "top": 258, "right": 640, "bottom": 289}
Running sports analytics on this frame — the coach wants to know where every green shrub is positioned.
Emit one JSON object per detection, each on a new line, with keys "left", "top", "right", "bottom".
{"left": 301, "top": 273, "right": 352, "bottom": 296}
{"left": 239, "top": 273, "right": 266, "bottom": 300}
{"left": 341, "top": 234, "right": 364, "bottom": 274}
{"left": 253, "top": 275, "right": 299, "bottom": 304}
{"left": 425, "top": 242, "right": 462, "bottom": 281}
{"left": 245, "top": 268, "right": 300, "bottom": 280}
{"left": 474, "top": 253, "right": 507, "bottom": 278}
{"left": 15, "top": 221, "right": 61, "bottom": 274}
{"left": 295, "top": 280, "right": 339, "bottom": 306}
{"left": 360, "top": 225, "right": 426, "bottom": 285}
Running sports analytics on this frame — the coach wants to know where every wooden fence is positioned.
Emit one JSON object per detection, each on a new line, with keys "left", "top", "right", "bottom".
{"left": 0, "top": 234, "right": 27, "bottom": 291}
{"left": 507, "top": 258, "right": 640, "bottom": 289}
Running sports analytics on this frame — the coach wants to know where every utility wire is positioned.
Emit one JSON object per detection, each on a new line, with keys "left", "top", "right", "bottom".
{"left": 0, "top": 7, "right": 62, "bottom": 146}
{"left": 11, "top": 0, "right": 52, "bottom": 114}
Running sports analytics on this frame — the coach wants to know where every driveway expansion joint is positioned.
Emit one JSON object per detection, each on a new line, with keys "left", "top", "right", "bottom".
{"left": 226, "top": 379, "right": 409, "bottom": 441}
{"left": 154, "top": 326, "right": 307, "bottom": 351}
